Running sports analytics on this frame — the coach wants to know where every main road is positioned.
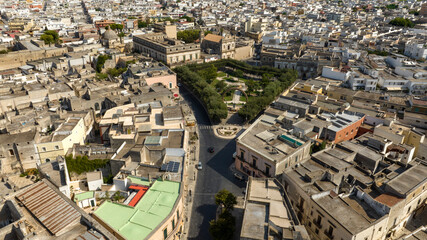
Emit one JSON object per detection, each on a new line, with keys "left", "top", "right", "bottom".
{"left": 179, "top": 87, "right": 246, "bottom": 240}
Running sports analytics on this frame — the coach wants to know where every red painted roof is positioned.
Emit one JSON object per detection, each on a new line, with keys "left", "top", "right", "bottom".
{"left": 128, "top": 185, "right": 149, "bottom": 207}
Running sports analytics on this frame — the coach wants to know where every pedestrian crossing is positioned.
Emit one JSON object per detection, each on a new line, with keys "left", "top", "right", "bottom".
{"left": 198, "top": 125, "right": 214, "bottom": 130}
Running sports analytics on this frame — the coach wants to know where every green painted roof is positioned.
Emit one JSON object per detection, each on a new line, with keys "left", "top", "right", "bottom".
{"left": 75, "top": 191, "right": 94, "bottom": 201}
{"left": 127, "top": 176, "right": 151, "bottom": 186}
{"left": 94, "top": 179, "right": 180, "bottom": 240}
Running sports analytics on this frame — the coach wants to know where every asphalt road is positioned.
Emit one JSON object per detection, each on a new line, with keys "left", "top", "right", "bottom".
{"left": 179, "top": 88, "right": 246, "bottom": 240}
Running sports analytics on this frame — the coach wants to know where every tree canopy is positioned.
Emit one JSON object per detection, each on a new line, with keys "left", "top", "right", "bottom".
{"left": 209, "top": 190, "right": 237, "bottom": 240}
{"left": 107, "top": 67, "right": 127, "bottom": 77}
{"left": 174, "top": 65, "right": 227, "bottom": 122}
{"left": 138, "top": 19, "right": 150, "bottom": 28}
{"left": 367, "top": 50, "right": 389, "bottom": 56}
{"left": 180, "top": 15, "right": 194, "bottom": 22}
{"left": 175, "top": 59, "right": 298, "bottom": 122}
{"left": 197, "top": 64, "right": 218, "bottom": 84}
{"left": 40, "top": 34, "right": 54, "bottom": 44}
{"left": 177, "top": 29, "right": 200, "bottom": 43}
{"left": 389, "top": 17, "right": 415, "bottom": 28}
{"left": 40, "top": 30, "right": 59, "bottom": 44}
{"left": 96, "top": 55, "right": 111, "bottom": 73}
{"left": 109, "top": 23, "right": 123, "bottom": 31}
{"left": 386, "top": 4, "right": 398, "bottom": 9}
{"left": 409, "top": 10, "right": 419, "bottom": 16}
{"left": 215, "top": 189, "right": 237, "bottom": 212}
{"left": 209, "top": 210, "right": 235, "bottom": 240}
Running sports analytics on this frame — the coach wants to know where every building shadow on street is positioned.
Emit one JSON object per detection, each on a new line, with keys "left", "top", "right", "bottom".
{"left": 188, "top": 203, "right": 216, "bottom": 240}
{"left": 205, "top": 140, "right": 246, "bottom": 190}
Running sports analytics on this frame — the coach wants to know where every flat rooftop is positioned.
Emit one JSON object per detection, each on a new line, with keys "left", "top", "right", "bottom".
{"left": 238, "top": 118, "right": 308, "bottom": 163}
{"left": 385, "top": 163, "right": 427, "bottom": 196}
{"left": 38, "top": 160, "right": 67, "bottom": 188}
{"left": 241, "top": 178, "right": 296, "bottom": 240}
{"left": 322, "top": 111, "right": 364, "bottom": 132}
{"left": 94, "top": 179, "right": 180, "bottom": 240}
{"left": 316, "top": 194, "right": 377, "bottom": 235}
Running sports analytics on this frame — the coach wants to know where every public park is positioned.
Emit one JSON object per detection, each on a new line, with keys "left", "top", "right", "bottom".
{"left": 174, "top": 59, "right": 298, "bottom": 124}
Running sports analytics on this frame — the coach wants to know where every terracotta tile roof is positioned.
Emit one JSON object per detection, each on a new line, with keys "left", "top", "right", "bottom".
{"left": 204, "top": 33, "right": 222, "bottom": 43}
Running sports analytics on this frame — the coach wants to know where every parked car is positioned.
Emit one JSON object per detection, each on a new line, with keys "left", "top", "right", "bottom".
{"left": 197, "top": 162, "right": 202, "bottom": 170}
{"left": 208, "top": 147, "right": 215, "bottom": 153}
{"left": 234, "top": 172, "right": 245, "bottom": 181}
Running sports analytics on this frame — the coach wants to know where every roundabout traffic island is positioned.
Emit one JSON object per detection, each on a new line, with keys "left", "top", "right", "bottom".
{"left": 214, "top": 125, "right": 241, "bottom": 139}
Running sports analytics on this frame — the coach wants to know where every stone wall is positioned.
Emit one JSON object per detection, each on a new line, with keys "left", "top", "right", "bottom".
{"left": 0, "top": 47, "right": 68, "bottom": 71}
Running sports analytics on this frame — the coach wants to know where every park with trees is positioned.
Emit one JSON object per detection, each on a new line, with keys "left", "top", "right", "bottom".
{"left": 174, "top": 59, "right": 298, "bottom": 123}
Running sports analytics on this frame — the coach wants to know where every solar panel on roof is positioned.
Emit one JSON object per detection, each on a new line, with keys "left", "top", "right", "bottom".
{"left": 161, "top": 161, "right": 180, "bottom": 173}
{"left": 172, "top": 162, "right": 179, "bottom": 173}
{"left": 161, "top": 164, "right": 167, "bottom": 171}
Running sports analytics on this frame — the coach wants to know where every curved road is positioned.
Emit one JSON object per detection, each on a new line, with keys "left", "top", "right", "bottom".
{"left": 179, "top": 88, "right": 246, "bottom": 240}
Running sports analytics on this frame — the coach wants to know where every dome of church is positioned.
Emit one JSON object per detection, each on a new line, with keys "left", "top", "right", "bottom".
{"left": 102, "top": 29, "right": 118, "bottom": 40}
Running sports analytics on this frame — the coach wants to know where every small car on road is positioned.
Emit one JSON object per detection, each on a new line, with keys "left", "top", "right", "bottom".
{"left": 197, "top": 162, "right": 202, "bottom": 170}
{"left": 234, "top": 172, "right": 245, "bottom": 181}
{"left": 208, "top": 147, "right": 215, "bottom": 153}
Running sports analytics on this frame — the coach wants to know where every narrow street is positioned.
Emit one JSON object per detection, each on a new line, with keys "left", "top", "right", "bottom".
{"left": 179, "top": 88, "right": 246, "bottom": 240}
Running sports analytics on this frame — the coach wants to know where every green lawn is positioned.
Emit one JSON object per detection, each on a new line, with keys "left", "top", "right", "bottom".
{"left": 223, "top": 95, "right": 233, "bottom": 101}
{"left": 240, "top": 95, "right": 255, "bottom": 102}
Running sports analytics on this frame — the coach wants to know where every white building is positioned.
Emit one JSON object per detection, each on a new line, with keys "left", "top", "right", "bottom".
{"left": 378, "top": 70, "right": 408, "bottom": 91}
{"left": 75, "top": 191, "right": 96, "bottom": 208}
{"left": 262, "top": 31, "right": 287, "bottom": 47}
{"left": 86, "top": 171, "right": 103, "bottom": 191}
{"left": 404, "top": 41, "right": 427, "bottom": 60}
{"left": 394, "top": 67, "right": 427, "bottom": 95}
{"left": 322, "top": 66, "right": 350, "bottom": 81}
{"left": 407, "top": 79, "right": 427, "bottom": 96}
{"left": 386, "top": 55, "right": 417, "bottom": 69}
{"left": 347, "top": 71, "right": 378, "bottom": 91}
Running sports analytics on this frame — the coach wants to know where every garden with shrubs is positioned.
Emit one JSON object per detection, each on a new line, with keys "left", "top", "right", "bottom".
{"left": 174, "top": 59, "right": 298, "bottom": 122}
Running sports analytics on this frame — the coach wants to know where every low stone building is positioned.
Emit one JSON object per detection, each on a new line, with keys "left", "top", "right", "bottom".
{"left": 241, "top": 177, "right": 309, "bottom": 240}
{"left": 133, "top": 31, "right": 200, "bottom": 65}
{"left": 281, "top": 143, "right": 427, "bottom": 240}
{"left": 0, "top": 131, "right": 40, "bottom": 173}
